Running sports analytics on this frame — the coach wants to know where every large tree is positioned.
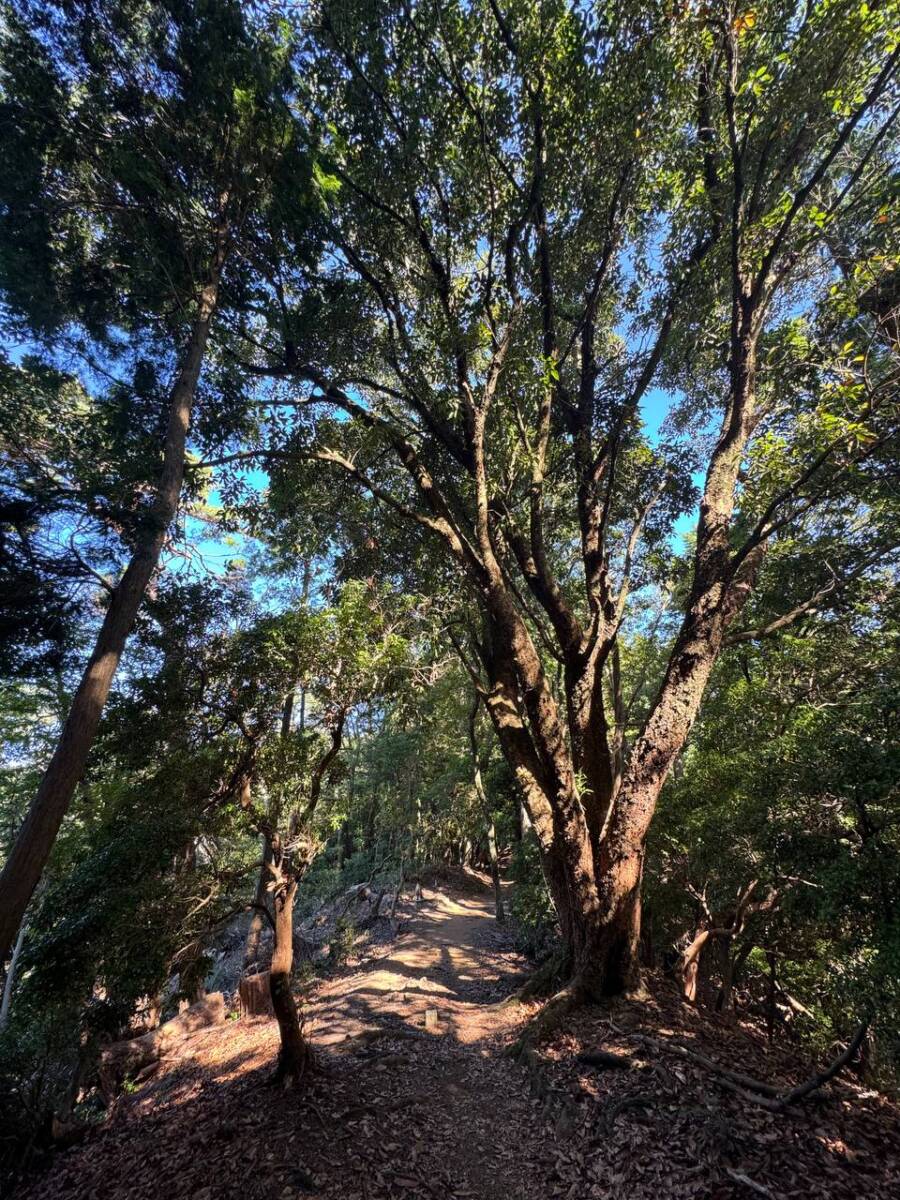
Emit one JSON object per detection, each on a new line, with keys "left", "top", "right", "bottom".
{"left": 0, "top": 0, "right": 316, "bottom": 963}
{"left": 232, "top": 0, "right": 899, "bottom": 999}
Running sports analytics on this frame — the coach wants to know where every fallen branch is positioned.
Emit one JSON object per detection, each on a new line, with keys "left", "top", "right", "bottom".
{"left": 99, "top": 993, "right": 226, "bottom": 1096}
{"left": 629, "top": 1020, "right": 869, "bottom": 1112}
{"left": 725, "top": 1168, "right": 777, "bottom": 1197}
{"left": 336, "top": 881, "right": 375, "bottom": 920}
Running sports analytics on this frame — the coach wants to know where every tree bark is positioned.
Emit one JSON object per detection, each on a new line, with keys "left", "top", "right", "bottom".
{"left": 485, "top": 816, "right": 504, "bottom": 923}
{"left": 269, "top": 875, "right": 310, "bottom": 1083}
{"left": 0, "top": 259, "right": 225, "bottom": 967}
{"left": 0, "top": 910, "right": 27, "bottom": 1029}
{"left": 244, "top": 688, "right": 295, "bottom": 971}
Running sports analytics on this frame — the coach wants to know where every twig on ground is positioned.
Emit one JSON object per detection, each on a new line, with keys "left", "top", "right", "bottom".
{"left": 725, "top": 1167, "right": 777, "bottom": 1197}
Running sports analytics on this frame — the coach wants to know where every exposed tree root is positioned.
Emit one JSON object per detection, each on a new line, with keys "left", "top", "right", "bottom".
{"left": 630, "top": 1021, "right": 869, "bottom": 1113}
{"left": 631, "top": 1034, "right": 780, "bottom": 1098}
{"left": 577, "top": 1049, "right": 632, "bottom": 1071}
{"left": 515, "top": 1042, "right": 580, "bottom": 1136}
{"left": 272, "top": 1050, "right": 313, "bottom": 1089}
{"left": 602, "top": 1092, "right": 654, "bottom": 1134}
{"left": 335, "top": 1025, "right": 425, "bottom": 1055}
{"left": 505, "top": 975, "right": 586, "bottom": 1058}
{"left": 495, "top": 949, "right": 572, "bottom": 1009}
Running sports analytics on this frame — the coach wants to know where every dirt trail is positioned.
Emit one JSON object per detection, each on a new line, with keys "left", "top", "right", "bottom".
{"left": 19, "top": 874, "right": 900, "bottom": 1200}
{"left": 308, "top": 878, "right": 528, "bottom": 1048}
{"left": 23, "top": 876, "right": 558, "bottom": 1200}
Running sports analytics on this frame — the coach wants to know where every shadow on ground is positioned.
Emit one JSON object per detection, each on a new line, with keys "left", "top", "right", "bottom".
{"left": 13, "top": 876, "right": 900, "bottom": 1200}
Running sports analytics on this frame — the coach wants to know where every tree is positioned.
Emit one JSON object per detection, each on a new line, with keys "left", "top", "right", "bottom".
{"left": 468, "top": 696, "right": 506, "bottom": 923}
{"left": 0, "top": 0, "right": 316, "bottom": 964}
{"left": 647, "top": 573, "right": 899, "bottom": 1055}
{"left": 216, "top": 583, "right": 413, "bottom": 1080}
{"left": 232, "top": 0, "right": 899, "bottom": 999}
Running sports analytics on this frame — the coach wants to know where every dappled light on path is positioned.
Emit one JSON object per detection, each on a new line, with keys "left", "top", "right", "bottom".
{"left": 16, "top": 875, "right": 900, "bottom": 1200}
{"left": 308, "top": 881, "right": 527, "bottom": 1050}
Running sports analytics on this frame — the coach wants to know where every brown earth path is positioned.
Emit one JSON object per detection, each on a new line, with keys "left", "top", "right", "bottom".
{"left": 18, "top": 873, "right": 900, "bottom": 1200}
{"left": 22, "top": 876, "right": 563, "bottom": 1200}
{"left": 307, "top": 875, "right": 530, "bottom": 1048}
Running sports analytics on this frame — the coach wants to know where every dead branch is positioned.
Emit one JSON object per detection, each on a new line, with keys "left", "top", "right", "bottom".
{"left": 725, "top": 1168, "right": 777, "bottom": 1197}
{"left": 630, "top": 1022, "right": 870, "bottom": 1113}
{"left": 778, "top": 1020, "right": 869, "bottom": 1106}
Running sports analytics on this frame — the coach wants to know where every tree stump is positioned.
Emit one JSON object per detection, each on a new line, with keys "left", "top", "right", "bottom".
{"left": 239, "top": 970, "right": 274, "bottom": 1017}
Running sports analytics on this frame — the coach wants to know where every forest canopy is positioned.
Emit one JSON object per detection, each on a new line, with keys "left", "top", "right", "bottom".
{"left": 0, "top": 0, "right": 898, "bottom": 1192}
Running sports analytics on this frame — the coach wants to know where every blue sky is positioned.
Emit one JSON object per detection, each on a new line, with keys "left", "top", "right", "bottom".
{"left": 181, "top": 384, "right": 702, "bottom": 580}
{"left": 640, "top": 386, "right": 702, "bottom": 544}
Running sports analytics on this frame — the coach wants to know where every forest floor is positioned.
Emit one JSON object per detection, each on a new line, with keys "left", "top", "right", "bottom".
{"left": 19, "top": 873, "right": 900, "bottom": 1200}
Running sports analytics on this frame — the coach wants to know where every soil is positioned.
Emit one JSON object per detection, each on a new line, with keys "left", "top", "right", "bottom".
{"left": 17, "top": 873, "right": 900, "bottom": 1200}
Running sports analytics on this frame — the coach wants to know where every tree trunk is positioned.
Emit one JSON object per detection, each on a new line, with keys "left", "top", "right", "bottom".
{"left": 682, "top": 929, "right": 711, "bottom": 1004}
{"left": 244, "top": 689, "right": 294, "bottom": 972}
{"left": 485, "top": 816, "right": 504, "bottom": 923}
{"left": 0, "top": 911, "right": 27, "bottom": 1029}
{"left": 244, "top": 837, "right": 274, "bottom": 973}
{"left": 0, "top": 265, "right": 224, "bottom": 967}
{"left": 269, "top": 878, "right": 310, "bottom": 1083}
{"left": 578, "top": 861, "right": 644, "bottom": 997}
{"left": 468, "top": 697, "right": 505, "bottom": 922}
{"left": 518, "top": 801, "right": 532, "bottom": 840}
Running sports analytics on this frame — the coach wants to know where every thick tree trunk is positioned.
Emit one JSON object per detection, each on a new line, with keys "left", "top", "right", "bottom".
{"left": 0, "top": 268, "right": 223, "bottom": 966}
{"left": 269, "top": 879, "right": 310, "bottom": 1083}
{"left": 547, "top": 848, "right": 644, "bottom": 998}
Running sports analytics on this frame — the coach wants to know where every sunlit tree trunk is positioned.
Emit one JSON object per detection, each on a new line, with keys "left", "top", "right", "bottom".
{"left": 468, "top": 698, "right": 504, "bottom": 922}
{"left": 269, "top": 870, "right": 309, "bottom": 1084}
